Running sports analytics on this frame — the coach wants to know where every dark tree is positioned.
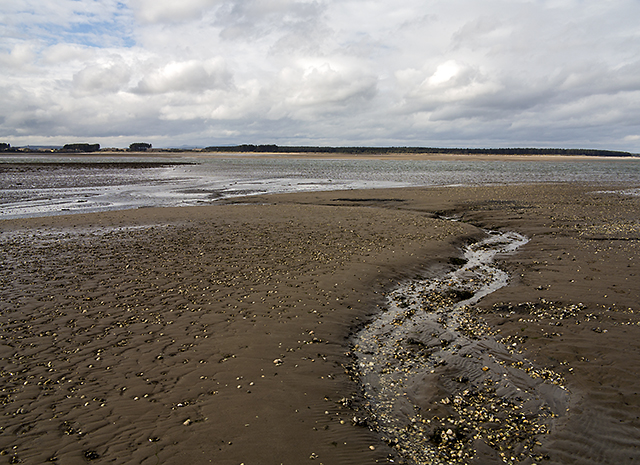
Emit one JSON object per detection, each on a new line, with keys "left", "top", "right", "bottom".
{"left": 61, "top": 143, "right": 101, "bottom": 152}
{"left": 0, "top": 143, "right": 10, "bottom": 152}
{"left": 129, "top": 142, "right": 152, "bottom": 151}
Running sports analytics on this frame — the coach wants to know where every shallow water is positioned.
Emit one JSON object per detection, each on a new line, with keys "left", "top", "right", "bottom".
{"left": 1, "top": 155, "right": 639, "bottom": 219}
{"left": 352, "top": 231, "right": 570, "bottom": 464}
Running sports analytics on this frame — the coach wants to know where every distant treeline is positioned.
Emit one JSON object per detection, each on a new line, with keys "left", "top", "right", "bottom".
{"left": 58, "top": 143, "right": 152, "bottom": 152}
{"left": 0, "top": 143, "right": 103, "bottom": 153}
{"left": 1, "top": 142, "right": 636, "bottom": 157}
{"left": 203, "top": 144, "right": 635, "bottom": 157}
{"left": 0, "top": 142, "right": 152, "bottom": 153}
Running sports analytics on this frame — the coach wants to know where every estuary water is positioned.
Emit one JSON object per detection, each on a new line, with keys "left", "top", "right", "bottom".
{"left": 1, "top": 154, "right": 639, "bottom": 219}
{"left": 352, "top": 230, "right": 570, "bottom": 464}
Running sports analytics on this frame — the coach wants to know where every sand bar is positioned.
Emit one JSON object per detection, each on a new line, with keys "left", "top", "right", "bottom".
{"left": 1, "top": 183, "right": 639, "bottom": 464}
{"left": 120, "top": 150, "right": 640, "bottom": 162}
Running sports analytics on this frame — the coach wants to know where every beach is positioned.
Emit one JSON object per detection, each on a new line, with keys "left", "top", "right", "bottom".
{"left": 1, "top": 182, "right": 639, "bottom": 464}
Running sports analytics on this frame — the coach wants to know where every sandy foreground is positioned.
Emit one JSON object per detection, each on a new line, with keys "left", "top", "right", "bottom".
{"left": 0, "top": 183, "right": 639, "bottom": 465}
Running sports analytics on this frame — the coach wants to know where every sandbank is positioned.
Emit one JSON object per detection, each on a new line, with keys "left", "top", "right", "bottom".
{"left": 1, "top": 183, "right": 638, "bottom": 464}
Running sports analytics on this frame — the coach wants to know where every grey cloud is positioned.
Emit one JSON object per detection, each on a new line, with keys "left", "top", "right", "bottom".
{"left": 287, "top": 67, "right": 377, "bottom": 107}
{"left": 133, "top": 59, "right": 232, "bottom": 94}
{"left": 131, "top": 0, "right": 223, "bottom": 24}
{"left": 266, "top": 64, "right": 378, "bottom": 120}
{"left": 451, "top": 15, "right": 506, "bottom": 51}
{"left": 215, "top": 0, "right": 325, "bottom": 41}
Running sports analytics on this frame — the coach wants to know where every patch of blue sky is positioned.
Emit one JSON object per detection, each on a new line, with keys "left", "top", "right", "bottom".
{"left": 37, "top": 18, "right": 135, "bottom": 49}
{"left": 69, "top": 20, "right": 135, "bottom": 48}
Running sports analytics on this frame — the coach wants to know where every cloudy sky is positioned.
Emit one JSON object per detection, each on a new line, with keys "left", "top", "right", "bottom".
{"left": 2, "top": 0, "right": 640, "bottom": 151}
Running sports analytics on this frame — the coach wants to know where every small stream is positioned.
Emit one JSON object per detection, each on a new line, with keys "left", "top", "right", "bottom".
{"left": 353, "top": 230, "right": 570, "bottom": 464}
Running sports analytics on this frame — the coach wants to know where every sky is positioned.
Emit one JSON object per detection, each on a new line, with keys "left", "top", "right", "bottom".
{"left": 1, "top": 0, "right": 640, "bottom": 151}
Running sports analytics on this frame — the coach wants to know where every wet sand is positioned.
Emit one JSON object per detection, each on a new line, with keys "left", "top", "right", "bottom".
{"left": 1, "top": 183, "right": 638, "bottom": 464}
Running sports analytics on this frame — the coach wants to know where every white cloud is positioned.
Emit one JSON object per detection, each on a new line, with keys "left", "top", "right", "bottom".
{"left": 42, "top": 43, "right": 94, "bottom": 64}
{"left": 134, "top": 58, "right": 232, "bottom": 94}
{"left": 0, "top": 42, "right": 38, "bottom": 70}
{"left": 73, "top": 59, "right": 132, "bottom": 95}
{"left": 428, "top": 61, "right": 464, "bottom": 86}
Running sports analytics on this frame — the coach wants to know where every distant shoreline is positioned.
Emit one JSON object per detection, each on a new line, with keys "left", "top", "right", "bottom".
{"left": 3, "top": 150, "right": 638, "bottom": 162}
{"left": 2, "top": 144, "right": 638, "bottom": 159}
{"left": 198, "top": 145, "right": 639, "bottom": 158}
{"left": 186, "top": 151, "right": 640, "bottom": 162}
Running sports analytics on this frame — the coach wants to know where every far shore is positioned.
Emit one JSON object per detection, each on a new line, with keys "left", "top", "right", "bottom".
{"left": 4, "top": 150, "right": 639, "bottom": 162}
{"left": 185, "top": 151, "right": 640, "bottom": 162}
